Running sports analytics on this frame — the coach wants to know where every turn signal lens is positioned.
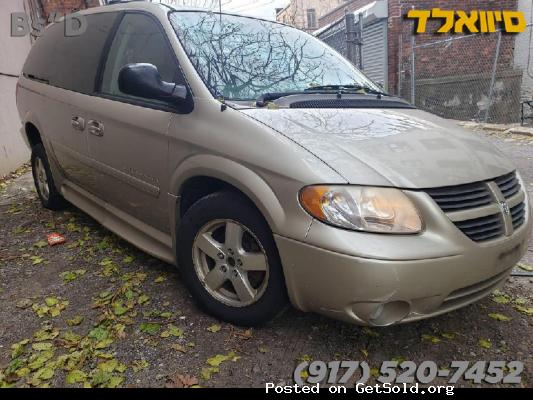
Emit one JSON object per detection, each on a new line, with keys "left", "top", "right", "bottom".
{"left": 299, "top": 186, "right": 422, "bottom": 234}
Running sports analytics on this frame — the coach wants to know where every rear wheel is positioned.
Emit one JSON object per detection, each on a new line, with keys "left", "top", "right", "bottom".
{"left": 177, "top": 191, "right": 288, "bottom": 326}
{"left": 31, "top": 143, "right": 68, "bottom": 210}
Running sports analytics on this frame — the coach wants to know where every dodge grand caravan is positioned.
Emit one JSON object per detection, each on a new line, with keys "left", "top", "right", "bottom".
{"left": 17, "top": 2, "right": 531, "bottom": 326}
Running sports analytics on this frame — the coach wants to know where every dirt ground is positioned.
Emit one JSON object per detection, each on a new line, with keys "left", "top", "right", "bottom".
{"left": 0, "top": 130, "right": 532, "bottom": 389}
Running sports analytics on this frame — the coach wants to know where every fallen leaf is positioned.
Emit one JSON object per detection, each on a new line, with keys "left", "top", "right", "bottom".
{"left": 517, "top": 263, "right": 533, "bottom": 272}
{"left": 206, "top": 354, "right": 228, "bottom": 367}
{"left": 166, "top": 373, "right": 199, "bottom": 388}
{"left": 44, "top": 297, "right": 58, "bottom": 307}
{"left": 66, "top": 369, "right": 87, "bottom": 385}
{"left": 207, "top": 324, "right": 221, "bottom": 333}
{"left": 479, "top": 338, "right": 492, "bottom": 349}
{"left": 132, "top": 359, "right": 149, "bottom": 373}
{"left": 30, "top": 256, "right": 44, "bottom": 265}
{"left": 167, "top": 324, "right": 184, "bottom": 338}
{"left": 140, "top": 323, "right": 160, "bottom": 336}
{"left": 112, "top": 302, "right": 128, "bottom": 316}
{"left": 99, "top": 359, "right": 118, "bottom": 373}
{"left": 154, "top": 276, "right": 166, "bottom": 283}
{"left": 514, "top": 305, "right": 533, "bottom": 316}
{"left": 513, "top": 297, "right": 527, "bottom": 306}
{"left": 258, "top": 346, "right": 268, "bottom": 354}
{"left": 138, "top": 294, "right": 150, "bottom": 305}
{"left": 441, "top": 332, "right": 456, "bottom": 340}
{"left": 491, "top": 290, "right": 511, "bottom": 304}
{"left": 171, "top": 344, "right": 187, "bottom": 353}
{"left": 34, "top": 240, "right": 48, "bottom": 249}
{"left": 422, "top": 334, "right": 441, "bottom": 344}
{"left": 200, "top": 367, "right": 218, "bottom": 380}
{"left": 235, "top": 329, "right": 253, "bottom": 340}
{"left": 89, "top": 326, "right": 109, "bottom": 342}
{"left": 206, "top": 351, "right": 239, "bottom": 367}
{"left": 488, "top": 313, "right": 511, "bottom": 321}
{"left": 60, "top": 271, "right": 80, "bottom": 283}
{"left": 34, "top": 367, "right": 54, "bottom": 381}
{"left": 16, "top": 299, "right": 33, "bottom": 309}
{"left": 67, "top": 316, "right": 84, "bottom": 326}
{"left": 11, "top": 339, "right": 29, "bottom": 359}
{"left": 32, "top": 342, "right": 53, "bottom": 351}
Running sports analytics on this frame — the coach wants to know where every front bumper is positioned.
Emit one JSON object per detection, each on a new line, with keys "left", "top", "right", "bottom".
{"left": 275, "top": 198, "right": 531, "bottom": 326}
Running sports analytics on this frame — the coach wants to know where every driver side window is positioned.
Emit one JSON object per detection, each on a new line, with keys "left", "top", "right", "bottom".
{"left": 101, "top": 13, "right": 183, "bottom": 100}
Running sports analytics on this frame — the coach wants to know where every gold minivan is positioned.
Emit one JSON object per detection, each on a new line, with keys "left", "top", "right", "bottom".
{"left": 17, "top": 2, "right": 531, "bottom": 326}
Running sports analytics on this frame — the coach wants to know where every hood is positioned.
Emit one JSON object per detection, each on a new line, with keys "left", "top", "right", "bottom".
{"left": 241, "top": 107, "right": 515, "bottom": 188}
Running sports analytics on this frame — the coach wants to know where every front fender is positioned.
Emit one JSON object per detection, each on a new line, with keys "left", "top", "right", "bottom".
{"left": 170, "top": 154, "right": 287, "bottom": 232}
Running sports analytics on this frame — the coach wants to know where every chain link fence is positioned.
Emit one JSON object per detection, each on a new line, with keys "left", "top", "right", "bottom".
{"left": 317, "top": 13, "right": 532, "bottom": 126}
{"left": 318, "top": 18, "right": 349, "bottom": 64}
{"left": 399, "top": 24, "right": 533, "bottom": 125}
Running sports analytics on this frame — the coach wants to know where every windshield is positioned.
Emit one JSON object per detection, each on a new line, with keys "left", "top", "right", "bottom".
{"left": 169, "top": 11, "right": 383, "bottom": 101}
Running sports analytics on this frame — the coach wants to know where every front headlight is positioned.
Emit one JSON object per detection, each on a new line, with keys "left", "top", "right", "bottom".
{"left": 299, "top": 185, "right": 423, "bottom": 234}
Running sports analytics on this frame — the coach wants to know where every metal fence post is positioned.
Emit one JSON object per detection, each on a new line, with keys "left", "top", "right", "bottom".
{"left": 345, "top": 13, "right": 357, "bottom": 66}
{"left": 411, "top": 34, "right": 416, "bottom": 105}
{"left": 398, "top": 33, "right": 403, "bottom": 97}
{"left": 485, "top": 30, "right": 502, "bottom": 123}
{"left": 357, "top": 12, "right": 364, "bottom": 70}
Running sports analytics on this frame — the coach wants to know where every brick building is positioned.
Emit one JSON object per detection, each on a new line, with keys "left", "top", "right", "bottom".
{"left": 313, "top": 0, "right": 525, "bottom": 123}
{"left": 315, "top": 0, "right": 519, "bottom": 93}
{"left": 29, "top": 0, "right": 102, "bottom": 22}
{"left": 276, "top": 0, "right": 348, "bottom": 32}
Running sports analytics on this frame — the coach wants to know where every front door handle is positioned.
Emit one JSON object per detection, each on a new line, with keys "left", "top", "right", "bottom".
{"left": 71, "top": 116, "right": 85, "bottom": 131}
{"left": 88, "top": 120, "right": 104, "bottom": 137}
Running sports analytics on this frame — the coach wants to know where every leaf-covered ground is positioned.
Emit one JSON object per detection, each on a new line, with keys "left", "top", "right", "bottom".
{"left": 0, "top": 133, "right": 532, "bottom": 388}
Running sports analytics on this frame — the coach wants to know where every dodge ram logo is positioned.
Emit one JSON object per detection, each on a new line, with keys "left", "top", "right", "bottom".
{"left": 500, "top": 201, "right": 510, "bottom": 215}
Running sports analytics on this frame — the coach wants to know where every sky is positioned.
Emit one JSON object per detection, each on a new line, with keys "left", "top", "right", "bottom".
{"left": 161, "top": 0, "right": 291, "bottom": 20}
{"left": 221, "top": 0, "right": 290, "bottom": 20}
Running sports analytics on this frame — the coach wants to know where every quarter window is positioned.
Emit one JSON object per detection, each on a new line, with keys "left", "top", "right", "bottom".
{"left": 23, "top": 12, "right": 118, "bottom": 94}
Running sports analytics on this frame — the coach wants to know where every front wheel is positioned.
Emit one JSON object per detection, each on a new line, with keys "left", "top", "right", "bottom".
{"left": 177, "top": 191, "right": 288, "bottom": 326}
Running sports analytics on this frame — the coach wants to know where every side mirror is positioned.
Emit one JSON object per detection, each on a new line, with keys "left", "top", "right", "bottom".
{"left": 118, "top": 63, "right": 188, "bottom": 104}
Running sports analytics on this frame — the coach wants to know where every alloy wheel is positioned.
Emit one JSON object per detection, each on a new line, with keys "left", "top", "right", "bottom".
{"left": 35, "top": 157, "right": 50, "bottom": 201}
{"left": 192, "top": 219, "right": 269, "bottom": 307}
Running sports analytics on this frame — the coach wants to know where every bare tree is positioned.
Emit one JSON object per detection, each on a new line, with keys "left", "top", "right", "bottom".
{"left": 173, "top": 12, "right": 330, "bottom": 99}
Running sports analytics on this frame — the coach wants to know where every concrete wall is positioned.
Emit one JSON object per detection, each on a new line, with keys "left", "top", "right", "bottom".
{"left": 0, "top": 0, "right": 32, "bottom": 177}
{"left": 515, "top": 0, "right": 533, "bottom": 102}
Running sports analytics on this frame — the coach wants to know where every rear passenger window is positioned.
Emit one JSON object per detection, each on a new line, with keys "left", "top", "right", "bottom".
{"left": 101, "top": 13, "right": 183, "bottom": 99}
{"left": 23, "top": 12, "right": 118, "bottom": 94}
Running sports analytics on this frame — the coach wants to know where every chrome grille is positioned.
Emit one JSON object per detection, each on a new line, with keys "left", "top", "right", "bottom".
{"left": 424, "top": 171, "right": 526, "bottom": 243}
{"left": 495, "top": 172, "right": 521, "bottom": 199}
{"left": 454, "top": 213, "right": 504, "bottom": 242}
{"left": 424, "top": 182, "right": 492, "bottom": 212}
{"left": 511, "top": 202, "right": 526, "bottom": 229}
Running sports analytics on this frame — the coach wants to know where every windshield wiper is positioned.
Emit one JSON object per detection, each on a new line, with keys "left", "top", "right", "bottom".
{"left": 305, "top": 84, "right": 387, "bottom": 96}
{"left": 256, "top": 91, "right": 309, "bottom": 107}
{"left": 255, "top": 85, "right": 388, "bottom": 107}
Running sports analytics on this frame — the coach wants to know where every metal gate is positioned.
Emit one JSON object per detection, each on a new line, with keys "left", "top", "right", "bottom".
{"left": 317, "top": 16, "right": 388, "bottom": 90}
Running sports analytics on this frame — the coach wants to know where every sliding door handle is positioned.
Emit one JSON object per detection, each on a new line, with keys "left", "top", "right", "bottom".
{"left": 71, "top": 116, "right": 85, "bottom": 131}
{"left": 88, "top": 120, "right": 104, "bottom": 137}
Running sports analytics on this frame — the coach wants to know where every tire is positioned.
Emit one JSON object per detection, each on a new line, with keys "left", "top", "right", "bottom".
{"left": 31, "top": 143, "right": 68, "bottom": 211}
{"left": 177, "top": 191, "right": 289, "bottom": 326}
